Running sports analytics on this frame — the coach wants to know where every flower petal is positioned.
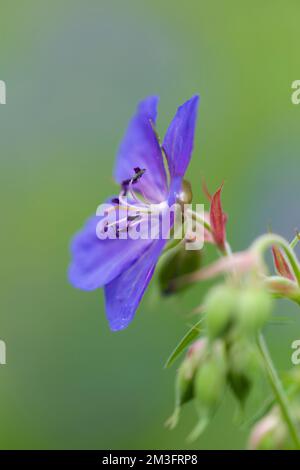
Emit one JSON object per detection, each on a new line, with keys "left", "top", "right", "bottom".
{"left": 104, "top": 239, "right": 166, "bottom": 331}
{"left": 162, "top": 95, "right": 199, "bottom": 178}
{"left": 68, "top": 212, "right": 154, "bottom": 291}
{"left": 114, "top": 96, "right": 168, "bottom": 203}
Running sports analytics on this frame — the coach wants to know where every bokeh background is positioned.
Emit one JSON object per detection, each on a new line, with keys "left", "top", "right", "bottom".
{"left": 0, "top": 0, "right": 299, "bottom": 450}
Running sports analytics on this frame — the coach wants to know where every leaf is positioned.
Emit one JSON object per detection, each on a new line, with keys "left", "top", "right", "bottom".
{"left": 210, "top": 183, "right": 227, "bottom": 251}
{"left": 164, "top": 319, "right": 203, "bottom": 368}
{"left": 159, "top": 246, "right": 202, "bottom": 295}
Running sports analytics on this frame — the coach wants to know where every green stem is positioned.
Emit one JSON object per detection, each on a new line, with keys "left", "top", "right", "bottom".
{"left": 257, "top": 333, "right": 300, "bottom": 449}
{"left": 162, "top": 237, "right": 184, "bottom": 255}
{"left": 263, "top": 276, "right": 300, "bottom": 305}
{"left": 188, "top": 208, "right": 211, "bottom": 232}
{"left": 251, "top": 234, "right": 300, "bottom": 286}
{"left": 290, "top": 233, "right": 300, "bottom": 250}
{"left": 188, "top": 209, "right": 233, "bottom": 257}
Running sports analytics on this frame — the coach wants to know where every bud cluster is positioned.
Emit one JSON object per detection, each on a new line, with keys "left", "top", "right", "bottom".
{"left": 164, "top": 179, "right": 300, "bottom": 448}
{"left": 168, "top": 282, "right": 274, "bottom": 440}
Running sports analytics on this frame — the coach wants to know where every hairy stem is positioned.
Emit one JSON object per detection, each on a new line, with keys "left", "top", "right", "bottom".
{"left": 257, "top": 333, "right": 300, "bottom": 449}
{"left": 187, "top": 208, "right": 211, "bottom": 232}
{"left": 251, "top": 234, "right": 300, "bottom": 285}
{"left": 188, "top": 209, "right": 233, "bottom": 258}
{"left": 290, "top": 233, "right": 300, "bottom": 250}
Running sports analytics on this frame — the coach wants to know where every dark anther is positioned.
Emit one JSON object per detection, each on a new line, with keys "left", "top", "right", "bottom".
{"left": 111, "top": 197, "right": 120, "bottom": 204}
{"left": 121, "top": 168, "right": 146, "bottom": 188}
{"left": 127, "top": 214, "right": 141, "bottom": 222}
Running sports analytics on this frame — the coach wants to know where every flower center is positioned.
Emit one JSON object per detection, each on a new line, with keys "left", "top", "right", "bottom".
{"left": 103, "top": 172, "right": 193, "bottom": 238}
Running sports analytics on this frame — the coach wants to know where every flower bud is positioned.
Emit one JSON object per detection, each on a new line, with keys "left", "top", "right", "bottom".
{"left": 177, "top": 179, "right": 193, "bottom": 205}
{"left": 210, "top": 184, "right": 227, "bottom": 251}
{"left": 176, "top": 339, "right": 207, "bottom": 407}
{"left": 159, "top": 245, "right": 202, "bottom": 295}
{"left": 227, "top": 340, "right": 260, "bottom": 405}
{"left": 205, "top": 284, "right": 237, "bottom": 339}
{"left": 272, "top": 246, "right": 295, "bottom": 281}
{"left": 166, "top": 339, "right": 207, "bottom": 430}
{"left": 238, "top": 287, "right": 273, "bottom": 333}
{"left": 194, "top": 341, "right": 227, "bottom": 408}
{"left": 248, "top": 411, "right": 286, "bottom": 450}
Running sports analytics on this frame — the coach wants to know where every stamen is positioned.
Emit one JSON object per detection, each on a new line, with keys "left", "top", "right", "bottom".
{"left": 128, "top": 214, "right": 141, "bottom": 222}
{"left": 101, "top": 216, "right": 129, "bottom": 235}
{"left": 121, "top": 168, "right": 146, "bottom": 189}
{"left": 116, "top": 214, "right": 144, "bottom": 235}
{"left": 118, "top": 191, "right": 153, "bottom": 216}
{"left": 105, "top": 204, "right": 130, "bottom": 215}
{"left": 127, "top": 180, "right": 149, "bottom": 206}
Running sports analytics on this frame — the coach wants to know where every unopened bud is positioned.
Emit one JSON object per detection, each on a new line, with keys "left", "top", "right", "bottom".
{"left": 248, "top": 411, "right": 286, "bottom": 450}
{"left": 177, "top": 179, "right": 193, "bottom": 205}
{"left": 238, "top": 287, "right": 273, "bottom": 333}
{"left": 205, "top": 284, "right": 237, "bottom": 339}
{"left": 166, "top": 339, "right": 207, "bottom": 430}
{"left": 177, "top": 339, "right": 208, "bottom": 406}
{"left": 228, "top": 340, "right": 260, "bottom": 405}
{"left": 210, "top": 183, "right": 227, "bottom": 251}
{"left": 194, "top": 341, "right": 227, "bottom": 408}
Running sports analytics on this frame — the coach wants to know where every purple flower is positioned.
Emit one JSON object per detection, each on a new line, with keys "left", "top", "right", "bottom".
{"left": 68, "top": 95, "right": 199, "bottom": 331}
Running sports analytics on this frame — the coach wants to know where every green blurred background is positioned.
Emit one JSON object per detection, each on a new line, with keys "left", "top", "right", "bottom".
{"left": 0, "top": 0, "right": 299, "bottom": 450}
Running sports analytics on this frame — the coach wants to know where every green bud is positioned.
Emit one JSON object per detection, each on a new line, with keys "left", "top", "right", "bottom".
{"left": 227, "top": 340, "right": 260, "bottom": 405}
{"left": 159, "top": 245, "right": 202, "bottom": 295}
{"left": 176, "top": 359, "right": 195, "bottom": 407}
{"left": 238, "top": 287, "right": 273, "bottom": 333}
{"left": 205, "top": 284, "right": 237, "bottom": 339}
{"left": 194, "top": 341, "right": 227, "bottom": 408}
{"left": 228, "top": 371, "right": 251, "bottom": 406}
{"left": 229, "top": 339, "right": 260, "bottom": 374}
{"left": 176, "top": 339, "right": 207, "bottom": 405}
{"left": 166, "top": 339, "right": 207, "bottom": 430}
{"left": 166, "top": 358, "right": 196, "bottom": 430}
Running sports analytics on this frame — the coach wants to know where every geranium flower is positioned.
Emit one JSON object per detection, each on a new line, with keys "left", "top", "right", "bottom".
{"left": 68, "top": 95, "right": 199, "bottom": 331}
